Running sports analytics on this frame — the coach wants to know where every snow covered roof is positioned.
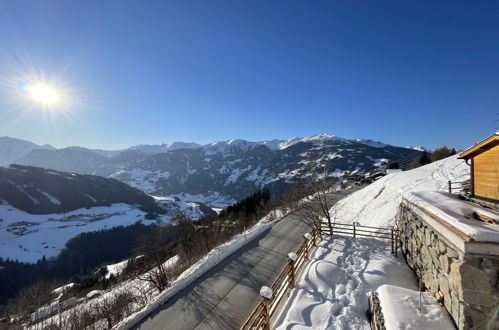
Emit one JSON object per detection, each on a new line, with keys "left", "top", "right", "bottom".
{"left": 404, "top": 191, "right": 499, "bottom": 243}
{"left": 459, "top": 133, "right": 499, "bottom": 159}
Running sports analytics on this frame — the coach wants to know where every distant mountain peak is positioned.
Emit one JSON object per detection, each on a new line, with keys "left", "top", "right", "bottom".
{"left": 0, "top": 136, "right": 54, "bottom": 166}
{"left": 355, "top": 138, "right": 388, "bottom": 148}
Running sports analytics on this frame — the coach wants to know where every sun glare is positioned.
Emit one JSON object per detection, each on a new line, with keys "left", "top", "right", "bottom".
{"left": 28, "top": 84, "right": 60, "bottom": 105}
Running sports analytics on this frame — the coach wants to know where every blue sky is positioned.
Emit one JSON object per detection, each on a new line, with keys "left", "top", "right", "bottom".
{"left": 0, "top": 0, "right": 497, "bottom": 150}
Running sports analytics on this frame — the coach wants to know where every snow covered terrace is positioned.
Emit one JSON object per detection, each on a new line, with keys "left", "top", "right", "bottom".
{"left": 404, "top": 191, "right": 499, "bottom": 246}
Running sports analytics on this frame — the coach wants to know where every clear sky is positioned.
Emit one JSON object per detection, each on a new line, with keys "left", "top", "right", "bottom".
{"left": 0, "top": 0, "right": 497, "bottom": 150}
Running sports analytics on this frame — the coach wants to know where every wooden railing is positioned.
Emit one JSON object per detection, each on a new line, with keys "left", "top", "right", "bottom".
{"left": 320, "top": 222, "right": 400, "bottom": 256}
{"left": 240, "top": 228, "right": 318, "bottom": 330}
{"left": 448, "top": 180, "right": 471, "bottom": 194}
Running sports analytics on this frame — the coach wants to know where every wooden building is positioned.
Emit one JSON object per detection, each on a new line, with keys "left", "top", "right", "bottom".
{"left": 459, "top": 132, "right": 499, "bottom": 204}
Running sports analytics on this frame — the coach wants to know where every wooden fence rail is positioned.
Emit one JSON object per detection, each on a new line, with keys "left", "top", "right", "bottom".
{"left": 240, "top": 229, "right": 317, "bottom": 330}
{"left": 447, "top": 180, "right": 471, "bottom": 194}
{"left": 320, "top": 222, "right": 400, "bottom": 255}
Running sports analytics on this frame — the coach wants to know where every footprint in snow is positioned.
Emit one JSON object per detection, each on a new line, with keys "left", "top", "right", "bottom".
{"left": 335, "top": 283, "right": 346, "bottom": 295}
{"left": 339, "top": 295, "right": 350, "bottom": 306}
{"left": 329, "top": 302, "right": 343, "bottom": 316}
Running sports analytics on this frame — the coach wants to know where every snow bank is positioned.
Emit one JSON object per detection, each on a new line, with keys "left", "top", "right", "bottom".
{"left": 113, "top": 212, "right": 281, "bottom": 330}
{"left": 330, "top": 155, "right": 469, "bottom": 228}
{"left": 377, "top": 285, "right": 454, "bottom": 329}
{"left": 405, "top": 191, "right": 499, "bottom": 243}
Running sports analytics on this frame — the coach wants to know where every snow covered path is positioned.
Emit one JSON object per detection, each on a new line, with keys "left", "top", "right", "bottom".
{"left": 274, "top": 236, "right": 417, "bottom": 330}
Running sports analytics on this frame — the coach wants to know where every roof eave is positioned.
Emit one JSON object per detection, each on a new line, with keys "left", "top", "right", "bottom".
{"left": 459, "top": 134, "right": 499, "bottom": 159}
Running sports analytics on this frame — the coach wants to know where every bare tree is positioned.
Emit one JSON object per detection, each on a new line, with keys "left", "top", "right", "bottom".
{"left": 177, "top": 215, "right": 199, "bottom": 266}
{"left": 291, "top": 164, "right": 340, "bottom": 237}
{"left": 130, "top": 226, "right": 175, "bottom": 292}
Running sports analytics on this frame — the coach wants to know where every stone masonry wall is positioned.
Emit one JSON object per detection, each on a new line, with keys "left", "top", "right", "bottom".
{"left": 398, "top": 202, "right": 499, "bottom": 329}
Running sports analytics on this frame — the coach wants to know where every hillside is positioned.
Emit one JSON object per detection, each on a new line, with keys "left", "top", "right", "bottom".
{"left": 0, "top": 164, "right": 164, "bottom": 215}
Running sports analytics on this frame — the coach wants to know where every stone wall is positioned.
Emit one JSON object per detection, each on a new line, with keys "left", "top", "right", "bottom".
{"left": 368, "top": 291, "right": 385, "bottom": 330}
{"left": 398, "top": 200, "right": 499, "bottom": 329}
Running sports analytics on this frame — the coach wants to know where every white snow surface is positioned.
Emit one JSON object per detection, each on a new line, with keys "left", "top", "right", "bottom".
{"left": 377, "top": 285, "right": 454, "bottom": 330}
{"left": 405, "top": 191, "right": 499, "bottom": 243}
{"left": 330, "top": 155, "right": 469, "bottom": 228}
{"left": 170, "top": 192, "right": 236, "bottom": 208}
{"left": 274, "top": 237, "right": 417, "bottom": 329}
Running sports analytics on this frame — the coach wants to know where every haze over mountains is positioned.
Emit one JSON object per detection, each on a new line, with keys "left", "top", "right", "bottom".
{"left": 2, "top": 134, "right": 421, "bottom": 206}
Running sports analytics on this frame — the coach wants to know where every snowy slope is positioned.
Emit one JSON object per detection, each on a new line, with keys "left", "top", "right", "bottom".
{"left": 330, "top": 155, "right": 469, "bottom": 228}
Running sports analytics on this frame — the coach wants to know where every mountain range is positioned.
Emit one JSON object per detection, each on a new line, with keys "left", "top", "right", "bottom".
{"left": 2, "top": 134, "right": 422, "bottom": 206}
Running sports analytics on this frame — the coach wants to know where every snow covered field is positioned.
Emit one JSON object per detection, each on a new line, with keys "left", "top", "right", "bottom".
{"left": 274, "top": 237, "right": 417, "bottom": 329}
{"left": 275, "top": 155, "right": 469, "bottom": 329}
{"left": 0, "top": 193, "right": 213, "bottom": 263}
{"left": 0, "top": 203, "right": 153, "bottom": 262}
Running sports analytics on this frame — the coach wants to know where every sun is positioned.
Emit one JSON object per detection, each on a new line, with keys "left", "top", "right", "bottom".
{"left": 28, "top": 84, "right": 60, "bottom": 105}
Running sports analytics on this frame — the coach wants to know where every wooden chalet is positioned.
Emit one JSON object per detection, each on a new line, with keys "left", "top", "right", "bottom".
{"left": 459, "top": 132, "right": 499, "bottom": 206}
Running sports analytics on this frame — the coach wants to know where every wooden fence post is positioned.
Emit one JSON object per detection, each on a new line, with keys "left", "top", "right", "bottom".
{"left": 304, "top": 232, "right": 312, "bottom": 260}
{"left": 263, "top": 297, "right": 270, "bottom": 330}
{"left": 288, "top": 253, "right": 297, "bottom": 288}
{"left": 394, "top": 229, "right": 398, "bottom": 257}
{"left": 353, "top": 222, "right": 356, "bottom": 238}
{"left": 390, "top": 226, "right": 394, "bottom": 254}
{"left": 448, "top": 180, "right": 452, "bottom": 194}
{"left": 260, "top": 287, "right": 273, "bottom": 330}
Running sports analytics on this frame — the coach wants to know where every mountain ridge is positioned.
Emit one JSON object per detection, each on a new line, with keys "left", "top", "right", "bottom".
{"left": 5, "top": 134, "right": 422, "bottom": 206}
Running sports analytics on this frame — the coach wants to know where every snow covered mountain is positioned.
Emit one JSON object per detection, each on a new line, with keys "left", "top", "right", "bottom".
{"left": 7, "top": 134, "right": 421, "bottom": 205}
{"left": 130, "top": 142, "right": 202, "bottom": 155}
{"left": 0, "top": 136, "right": 54, "bottom": 166}
{"left": 110, "top": 134, "right": 419, "bottom": 203}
